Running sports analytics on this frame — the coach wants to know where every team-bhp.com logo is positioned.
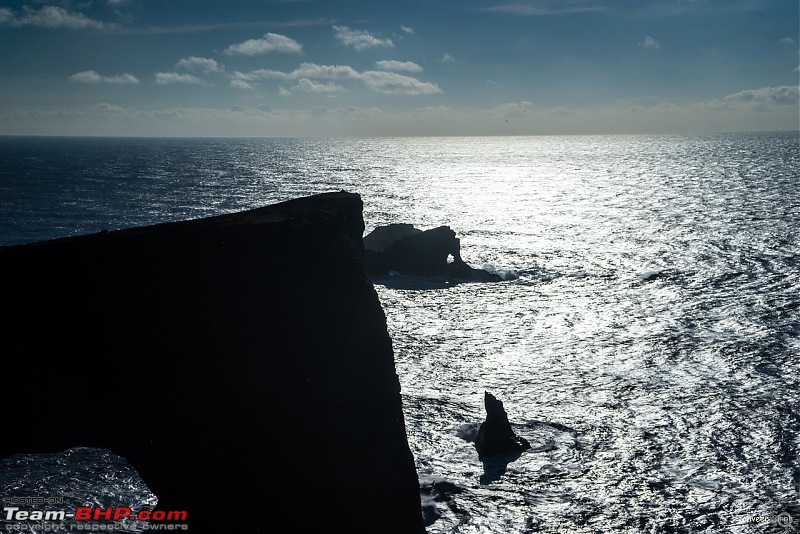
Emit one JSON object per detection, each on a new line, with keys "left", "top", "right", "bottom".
{"left": 4, "top": 506, "right": 188, "bottom": 531}
{"left": 74, "top": 508, "right": 186, "bottom": 522}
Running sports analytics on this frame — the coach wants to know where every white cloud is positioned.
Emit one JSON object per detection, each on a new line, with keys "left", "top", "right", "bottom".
{"left": 104, "top": 73, "right": 139, "bottom": 84}
{"left": 722, "top": 85, "right": 799, "bottom": 106}
{"left": 633, "top": 1, "right": 766, "bottom": 18}
{"left": 360, "top": 71, "right": 442, "bottom": 95}
{"left": 69, "top": 70, "right": 102, "bottom": 83}
{"left": 278, "top": 87, "right": 292, "bottom": 97}
{"left": 68, "top": 70, "right": 139, "bottom": 84}
{"left": 30, "top": 6, "right": 103, "bottom": 29}
{"left": 230, "top": 79, "right": 254, "bottom": 90}
{"left": 333, "top": 25, "right": 393, "bottom": 50}
{"left": 233, "top": 62, "right": 440, "bottom": 96}
{"left": 232, "top": 63, "right": 359, "bottom": 84}
{"left": 155, "top": 72, "right": 202, "bottom": 85}
{"left": 106, "top": 0, "right": 132, "bottom": 6}
{"left": 6, "top": 86, "right": 795, "bottom": 137}
{"left": 291, "top": 63, "right": 360, "bottom": 79}
{"left": 375, "top": 60, "right": 423, "bottom": 73}
{"left": 232, "top": 69, "right": 291, "bottom": 82}
{"left": 95, "top": 103, "right": 127, "bottom": 113}
{"left": 3, "top": 6, "right": 108, "bottom": 29}
{"left": 640, "top": 36, "right": 660, "bottom": 49}
{"left": 400, "top": 25, "right": 414, "bottom": 34}
{"left": 0, "top": 8, "right": 14, "bottom": 25}
{"left": 176, "top": 57, "right": 223, "bottom": 73}
{"left": 481, "top": 2, "right": 605, "bottom": 16}
{"left": 295, "top": 78, "right": 344, "bottom": 93}
{"left": 224, "top": 33, "right": 303, "bottom": 56}
{"left": 441, "top": 53, "right": 455, "bottom": 63}
{"left": 779, "top": 37, "right": 795, "bottom": 45}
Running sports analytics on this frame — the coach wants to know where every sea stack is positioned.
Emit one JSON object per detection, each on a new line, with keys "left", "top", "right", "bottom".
{"left": 474, "top": 392, "right": 531, "bottom": 459}
{"left": 0, "top": 191, "right": 426, "bottom": 533}
{"left": 364, "top": 224, "right": 501, "bottom": 282}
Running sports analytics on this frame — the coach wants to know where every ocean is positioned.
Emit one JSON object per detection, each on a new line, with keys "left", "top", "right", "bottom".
{"left": 1, "top": 132, "right": 798, "bottom": 533}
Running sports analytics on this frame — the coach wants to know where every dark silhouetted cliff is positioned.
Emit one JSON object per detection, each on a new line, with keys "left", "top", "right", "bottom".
{"left": 0, "top": 191, "right": 425, "bottom": 533}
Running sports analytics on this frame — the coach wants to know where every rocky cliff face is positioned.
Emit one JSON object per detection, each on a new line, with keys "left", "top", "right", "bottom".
{"left": 0, "top": 191, "right": 425, "bottom": 533}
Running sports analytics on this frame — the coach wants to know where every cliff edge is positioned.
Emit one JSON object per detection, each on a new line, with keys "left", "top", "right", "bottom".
{"left": 0, "top": 191, "right": 425, "bottom": 533}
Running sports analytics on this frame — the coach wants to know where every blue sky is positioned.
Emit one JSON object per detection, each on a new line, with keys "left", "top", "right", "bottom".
{"left": 0, "top": 0, "right": 797, "bottom": 136}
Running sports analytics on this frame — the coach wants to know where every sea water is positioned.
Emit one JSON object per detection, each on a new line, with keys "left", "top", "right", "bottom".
{"left": 0, "top": 132, "right": 798, "bottom": 533}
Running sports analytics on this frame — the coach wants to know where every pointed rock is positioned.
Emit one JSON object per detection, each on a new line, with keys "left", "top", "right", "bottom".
{"left": 474, "top": 392, "right": 531, "bottom": 458}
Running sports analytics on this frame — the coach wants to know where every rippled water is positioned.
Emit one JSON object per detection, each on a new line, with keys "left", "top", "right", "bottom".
{"left": 0, "top": 448, "right": 156, "bottom": 532}
{"left": 1, "top": 132, "right": 798, "bottom": 532}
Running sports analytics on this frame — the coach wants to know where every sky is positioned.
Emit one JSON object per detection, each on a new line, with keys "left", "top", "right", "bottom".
{"left": 0, "top": 0, "right": 798, "bottom": 136}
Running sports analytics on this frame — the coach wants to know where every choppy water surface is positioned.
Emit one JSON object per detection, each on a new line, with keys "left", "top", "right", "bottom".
{"left": 0, "top": 448, "right": 156, "bottom": 533}
{"left": 1, "top": 132, "right": 798, "bottom": 532}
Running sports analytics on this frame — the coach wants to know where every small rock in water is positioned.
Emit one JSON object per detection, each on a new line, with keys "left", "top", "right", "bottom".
{"left": 474, "top": 391, "right": 531, "bottom": 459}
